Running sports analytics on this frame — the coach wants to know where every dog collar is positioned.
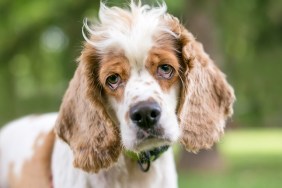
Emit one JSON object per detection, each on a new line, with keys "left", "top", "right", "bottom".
{"left": 124, "top": 145, "right": 169, "bottom": 172}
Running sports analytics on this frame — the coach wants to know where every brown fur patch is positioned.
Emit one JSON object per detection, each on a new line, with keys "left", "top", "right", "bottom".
{"left": 8, "top": 130, "right": 55, "bottom": 188}
{"left": 146, "top": 47, "right": 180, "bottom": 92}
{"left": 99, "top": 54, "right": 130, "bottom": 102}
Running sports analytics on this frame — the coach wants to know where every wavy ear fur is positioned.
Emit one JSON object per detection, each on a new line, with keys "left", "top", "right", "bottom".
{"left": 173, "top": 21, "right": 235, "bottom": 152}
{"left": 55, "top": 44, "right": 121, "bottom": 173}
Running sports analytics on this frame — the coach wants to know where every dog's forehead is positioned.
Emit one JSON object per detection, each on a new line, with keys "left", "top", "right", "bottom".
{"left": 84, "top": 3, "right": 178, "bottom": 68}
{"left": 101, "top": 16, "right": 166, "bottom": 69}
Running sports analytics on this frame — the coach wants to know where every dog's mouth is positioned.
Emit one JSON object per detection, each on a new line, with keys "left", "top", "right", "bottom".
{"left": 134, "top": 127, "right": 172, "bottom": 152}
{"left": 136, "top": 127, "right": 164, "bottom": 140}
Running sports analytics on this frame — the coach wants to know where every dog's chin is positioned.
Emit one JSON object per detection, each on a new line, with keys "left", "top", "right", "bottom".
{"left": 134, "top": 137, "right": 172, "bottom": 152}
{"left": 122, "top": 125, "right": 178, "bottom": 152}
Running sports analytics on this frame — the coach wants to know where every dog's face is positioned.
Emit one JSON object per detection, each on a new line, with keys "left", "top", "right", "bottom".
{"left": 100, "top": 43, "right": 181, "bottom": 152}
{"left": 55, "top": 2, "right": 235, "bottom": 173}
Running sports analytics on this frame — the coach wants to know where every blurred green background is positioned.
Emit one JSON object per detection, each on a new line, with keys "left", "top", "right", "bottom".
{"left": 0, "top": 0, "right": 281, "bottom": 187}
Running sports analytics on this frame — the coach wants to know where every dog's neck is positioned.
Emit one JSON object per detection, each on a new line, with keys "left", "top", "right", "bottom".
{"left": 52, "top": 139, "right": 177, "bottom": 188}
{"left": 124, "top": 145, "right": 170, "bottom": 172}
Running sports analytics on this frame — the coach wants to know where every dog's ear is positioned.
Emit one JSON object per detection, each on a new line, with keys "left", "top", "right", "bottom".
{"left": 172, "top": 21, "right": 235, "bottom": 152}
{"left": 55, "top": 43, "right": 121, "bottom": 173}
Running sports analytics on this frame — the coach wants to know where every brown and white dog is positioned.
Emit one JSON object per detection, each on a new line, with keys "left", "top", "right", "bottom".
{"left": 0, "top": 1, "right": 235, "bottom": 188}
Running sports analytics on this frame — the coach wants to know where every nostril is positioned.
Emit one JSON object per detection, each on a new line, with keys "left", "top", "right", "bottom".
{"left": 150, "top": 109, "right": 160, "bottom": 119}
{"left": 131, "top": 112, "right": 142, "bottom": 122}
{"left": 129, "top": 101, "right": 161, "bottom": 129}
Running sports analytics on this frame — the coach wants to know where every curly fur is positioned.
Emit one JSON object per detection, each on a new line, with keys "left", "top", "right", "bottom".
{"left": 55, "top": 50, "right": 122, "bottom": 172}
{"left": 174, "top": 24, "right": 235, "bottom": 152}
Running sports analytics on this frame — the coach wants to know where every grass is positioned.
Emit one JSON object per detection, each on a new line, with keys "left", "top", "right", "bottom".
{"left": 178, "top": 129, "right": 282, "bottom": 188}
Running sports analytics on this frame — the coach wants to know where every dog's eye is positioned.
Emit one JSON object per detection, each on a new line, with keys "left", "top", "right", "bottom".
{"left": 106, "top": 74, "right": 121, "bottom": 90}
{"left": 157, "top": 64, "right": 174, "bottom": 79}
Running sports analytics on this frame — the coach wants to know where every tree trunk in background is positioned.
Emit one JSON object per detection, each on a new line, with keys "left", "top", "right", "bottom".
{"left": 177, "top": 0, "right": 225, "bottom": 172}
{"left": 178, "top": 145, "right": 225, "bottom": 171}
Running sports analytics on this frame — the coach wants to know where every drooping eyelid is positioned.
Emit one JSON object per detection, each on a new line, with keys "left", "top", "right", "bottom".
{"left": 106, "top": 73, "right": 120, "bottom": 83}
{"left": 105, "top": 72, "right": 120, "bottom": 81}
{"left": 158, "top": 59, "right": 179, "bottom": 74}
{"left": 100, "top": 72, "right": 117, "bottom": 87}
{"left": 99, "top": 59, "right": 130, "bottom": 87}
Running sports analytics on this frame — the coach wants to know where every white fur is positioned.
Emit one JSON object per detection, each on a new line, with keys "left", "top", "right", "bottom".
{"left": 52, "top": 140, "right": 177, "bottom": 188}
{"left": 83, "top": 1, "right": 176, "bottom": 65}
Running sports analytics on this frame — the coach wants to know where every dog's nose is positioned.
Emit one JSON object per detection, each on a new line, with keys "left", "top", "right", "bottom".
{"left": 129, "top": 101, "right": 161, "bottom": 129}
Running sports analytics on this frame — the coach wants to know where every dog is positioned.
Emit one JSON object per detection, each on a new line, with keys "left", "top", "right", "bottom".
{"left": 0, "top": 1, "right": 235, "bottom": 188}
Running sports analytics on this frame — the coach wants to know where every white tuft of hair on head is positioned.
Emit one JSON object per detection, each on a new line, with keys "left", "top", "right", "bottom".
{"left": 82, "top": 1, "right": 177, "bottom": 66}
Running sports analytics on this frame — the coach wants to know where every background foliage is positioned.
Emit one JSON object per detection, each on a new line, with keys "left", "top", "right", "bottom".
{"left": 1, "top": 0, "right": 281, "bottom": 127}
{"left": 1, "top": 0, "right": 282, "bottom": 187}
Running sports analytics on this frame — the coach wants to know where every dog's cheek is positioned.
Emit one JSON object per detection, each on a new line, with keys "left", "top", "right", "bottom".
{"left": 120, "top": 123, "right": 137, "bottom": 150}
{"left": 157, "top": 83, "right": 181, "bottom": 141}
{"left": 159, "top": 83, "right": 180, "bottom": 120}
{"left": 107, "top": 96, "right": 124, "bottom": 123}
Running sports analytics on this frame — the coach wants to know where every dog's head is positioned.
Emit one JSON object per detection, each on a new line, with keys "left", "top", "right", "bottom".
{"left": 55, "top": 2, "right": 235, "bottom": 173}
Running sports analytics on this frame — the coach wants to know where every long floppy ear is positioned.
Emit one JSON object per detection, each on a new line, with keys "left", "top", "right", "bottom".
{"left": 175, "top": 22, "right": 235, "bottom": 152}
{"left": 55, "top": 44, "right": 121, "bottom": 173}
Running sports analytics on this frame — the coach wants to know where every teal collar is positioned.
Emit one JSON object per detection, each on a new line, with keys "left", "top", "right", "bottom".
{"left": 124, "top": 145, "right": 169, "bottom": 172}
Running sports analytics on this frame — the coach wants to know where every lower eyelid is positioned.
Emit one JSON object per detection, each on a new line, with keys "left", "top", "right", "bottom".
{"left": 108, "top": 78, "right": 125, "bottom": 90}
{"left": 157, "top": 68, "right": 174, "bottom": 79}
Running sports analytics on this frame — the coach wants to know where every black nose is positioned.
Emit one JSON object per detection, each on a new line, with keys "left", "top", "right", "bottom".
{"left": 129, "top": 101, "right": 161, "bottom": 129}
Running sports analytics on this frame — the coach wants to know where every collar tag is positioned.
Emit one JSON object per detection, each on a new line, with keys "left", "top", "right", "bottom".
{"left": 124, "top": 145, "right": 169, "bottom": 173}
{"left": 138, "top": 160, "right": 151, "bottom": 172}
